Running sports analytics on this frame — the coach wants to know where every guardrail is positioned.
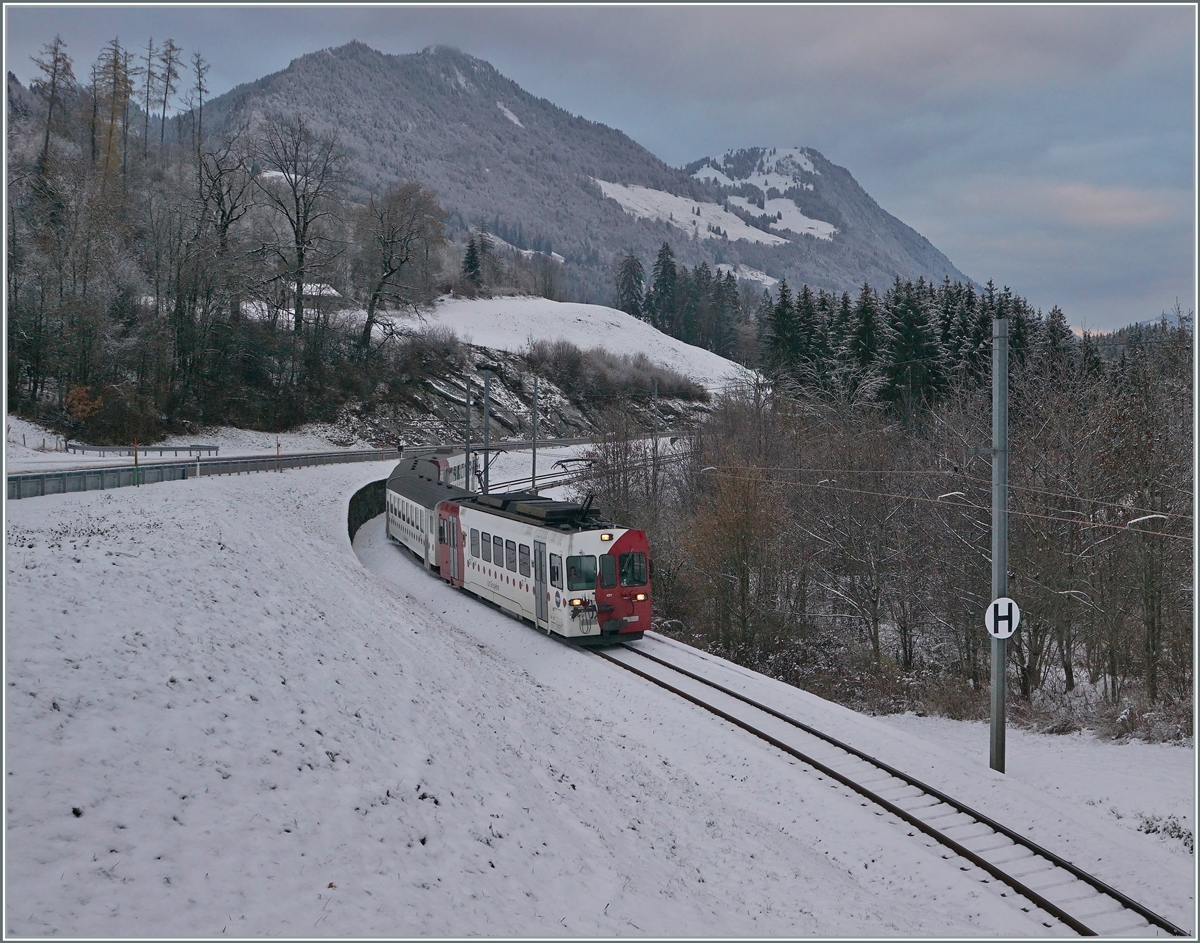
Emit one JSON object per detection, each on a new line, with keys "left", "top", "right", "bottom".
{"left": 7, "top": 448, "right": 401, "bottom": 500}
{"left": 7, "top": 433, "right": 681, "bottom": 501}
{"left": 66, "top": 442, "right": 221, "bottom": 457}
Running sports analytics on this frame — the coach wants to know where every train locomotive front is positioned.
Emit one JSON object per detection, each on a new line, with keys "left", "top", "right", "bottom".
{"left": 385, "top": 455, "right": 650, "bottom": 644}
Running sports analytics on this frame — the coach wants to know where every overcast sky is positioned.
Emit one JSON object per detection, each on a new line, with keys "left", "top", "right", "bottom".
{"left": 5, "top": 4, "right": 1195, "bottom": 331}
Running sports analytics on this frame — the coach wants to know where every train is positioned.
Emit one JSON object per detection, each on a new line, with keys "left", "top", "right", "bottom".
{"left": 384, "top": 449, "right": 650, "bottom": 644}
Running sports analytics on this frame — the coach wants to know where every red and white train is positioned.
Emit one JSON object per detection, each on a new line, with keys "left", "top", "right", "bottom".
{"left": 384, "top": 450, "right": 651, "bottom": 644}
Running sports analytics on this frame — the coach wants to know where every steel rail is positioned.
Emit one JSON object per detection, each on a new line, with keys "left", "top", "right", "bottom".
{"left": 595, "top": 643, "right": 1188, "bottom": 937}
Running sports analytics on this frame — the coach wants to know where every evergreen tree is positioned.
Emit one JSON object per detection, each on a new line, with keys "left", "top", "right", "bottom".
{"left": 882, "top": 277, "right": 943, "bottom": 413}
{"left": 645, "top": 241, "right": 677, "bottom": 333}
{"left": 462, "top": 236, "right": 481, "bottom": 285}
{"left": 762, "top": 279, "right": 798, "bottom": 376}
{"left": 845, "top": 283, "right": 884, "bottom": 369}
{"left": 614, "top": 252, "right": 645, "bottom": 320}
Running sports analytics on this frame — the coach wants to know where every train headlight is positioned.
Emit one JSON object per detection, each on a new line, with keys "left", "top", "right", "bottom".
{"left": 569, "top": 598, "right": 585, "bottom": 607}
{"left": 600, "top": 533, "right": 613, "bottom": 541}
{"left": 636, "top": 594, "right": 646, "bottom": 601}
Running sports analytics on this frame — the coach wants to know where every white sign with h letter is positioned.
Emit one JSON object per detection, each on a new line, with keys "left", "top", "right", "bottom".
{"left": 985, "top": 597, "right": 1021, "bottom": 640}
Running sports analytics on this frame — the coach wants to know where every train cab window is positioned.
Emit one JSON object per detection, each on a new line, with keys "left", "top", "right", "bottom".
{"left": 599, "top": 554, "right": 617, "bottom": 588}
{"left": 493, "top": 535, "right": 504, "bottom": 564}
{"left": 549, "top": 553, "right": 563, "bottom": 589}
{"left": 470, "top": 529, "right": 480, "bottom": 557}
{"left": 518, "top": 544, "right": 531, "bottom": 577}
{"left": 619, "top": 552, "right": 648, "bottom": 586}
{"left": 438, "top": 519, "right": 446, "bottom": 545}
{"left": 505, "top": 540, "right": 517, "bottom": 572}
{"left": 566, "top": 555, "right": 596, "bottom": 591}
{"left": 481, "top": 532, "right": 492, "bottom": 562}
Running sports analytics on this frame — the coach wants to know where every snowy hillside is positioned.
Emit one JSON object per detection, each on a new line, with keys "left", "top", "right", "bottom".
{"left": 593, "top": 179, "right": 789, "bottom": 246}
{"left": 5, "top": 455, "right": 1193, "bottom": 936}
{"left": 418, "top": 296, "right": 754, "bottom": 392}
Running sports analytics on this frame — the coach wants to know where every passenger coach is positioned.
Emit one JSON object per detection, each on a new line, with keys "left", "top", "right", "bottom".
{"left": 385, "top": 452, "right": 650, "bottom": 644}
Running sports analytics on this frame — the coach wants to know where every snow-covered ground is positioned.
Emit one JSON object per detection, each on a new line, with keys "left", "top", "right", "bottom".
{"left": 5, "top": 451, "right": 1193, "bottom": 936}
{"left": 420, "top": 296, "right": 754, "bottom": 393}
{"left": 716, "top": 263, "right": 780, "bottom": 291}
{"left": 6, "top": 415, "right": 377, "bottom": 475}
{"left": 592, "top": 179, "right": 789, "bottom": 246}
{"left": 726, "top": 195, "right": 837, "bottom": 241}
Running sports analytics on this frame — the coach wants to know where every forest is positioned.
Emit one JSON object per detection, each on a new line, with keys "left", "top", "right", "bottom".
{"left": 593, "top": 257, "right": 1193, "bottom": 738}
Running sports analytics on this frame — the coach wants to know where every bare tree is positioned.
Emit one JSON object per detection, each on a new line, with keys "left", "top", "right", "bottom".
{"left": 156, "top": 39, "right": 181, "bottom": 147}
{"left": 30, "top": 34, "right": 75, "bottom": 176}
{"left": 254, "top": 114, "right": 347, "bottom": 332}
{"left": 352, "top": 181, "right": 445, "bottom": 351}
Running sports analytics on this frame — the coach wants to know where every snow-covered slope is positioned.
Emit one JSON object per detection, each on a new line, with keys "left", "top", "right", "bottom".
{"left": 5, "top": 456, "right": 1193, "bottom": 936}
{"left": 419, "top": 296, "right": 754, "bottom": 392}
{"left": 5, "top": 415, "right": 377, "bottom": 475}
{"left": 593, "top": 179, "right": 790, "bottom": 246}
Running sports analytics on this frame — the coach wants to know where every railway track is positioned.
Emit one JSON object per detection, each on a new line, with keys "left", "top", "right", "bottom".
{"left": 594, "top": 635, "right": 1188, "bottom": 938}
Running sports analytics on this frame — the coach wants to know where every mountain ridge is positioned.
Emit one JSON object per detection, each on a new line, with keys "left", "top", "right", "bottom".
{"left": 201, "top": 41, "right": 971, "bottom": 300}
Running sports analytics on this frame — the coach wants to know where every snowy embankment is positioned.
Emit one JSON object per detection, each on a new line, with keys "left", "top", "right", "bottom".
{"left": 6, "top": 453, "right": 1193, "bottom": 936}
{"left": 6, "top": 414, "right": 376, "bottom": 476}
{"left": 420, "top": 296, "right": 754, "bottom": 394}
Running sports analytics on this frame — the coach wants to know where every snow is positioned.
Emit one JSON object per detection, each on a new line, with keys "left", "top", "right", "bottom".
{"left": 419, "top": 296, "right": 755, "bottom": 392}
{"left": 690, "top": 162, "right": 736, "bottom": 188}
{"left": 5, "top": 455, "right": 1193, "bottom": 936}
{"left": 5, "top": 414, "right": 375, "bottom": 475}
{"left": 715, "top": 263, "right": 780, "bottom": 291}
{"left": 592, "top": 179, "right": 790, "bottom": 246}
{"left": 726, "top": 195, "right": 837, "bottom": 241}
{"left": 496, "top": 102, "right": 523, "bottom": 128}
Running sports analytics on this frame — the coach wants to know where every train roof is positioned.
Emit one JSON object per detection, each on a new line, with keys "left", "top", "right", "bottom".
{"left": 456, "top": 491, "right": 614, "bottom": 532}
{"left": 386, "top": 459, "right": 472, "bottom": 507}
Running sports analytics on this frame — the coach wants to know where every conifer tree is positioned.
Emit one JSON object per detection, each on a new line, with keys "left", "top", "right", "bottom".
{"left": 462, "top": 236, "right": 481, "bottom": 285}
{"left": 645, "top": 241, "right": 677, "bottom": 333}
{"left": 614, "top": 252, "right": 645, "bottom": 320}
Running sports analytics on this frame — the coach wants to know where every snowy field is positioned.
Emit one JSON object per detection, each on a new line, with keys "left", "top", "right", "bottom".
{"left": 5, "top": 451, "right": 1193, "bottom": 937}
{"left": 420, "top": 296, "right": 755, "bottom": 392}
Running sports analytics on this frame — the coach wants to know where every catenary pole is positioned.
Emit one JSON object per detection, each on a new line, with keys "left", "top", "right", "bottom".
{"left": 990, "top": 316, "right": 1009, "bottom": 773}
{"left": 532, "top": 375, "right": 538, "bottom": 493}
{"left": 465, "top": 375, "right": 472, "bottom": 490}
{"left": 483, "top": 370, "right": 491, "bottom": 494}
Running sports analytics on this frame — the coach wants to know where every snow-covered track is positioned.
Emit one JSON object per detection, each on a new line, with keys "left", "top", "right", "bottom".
{"left": 595, "top": 638, "right": 1188, "bottom": 938}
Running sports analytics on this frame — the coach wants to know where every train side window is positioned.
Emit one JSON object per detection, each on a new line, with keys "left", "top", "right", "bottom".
{"left": 619, "top": 552, "right": 647, "bottom": 586}
{"left": 493, "top": 535, "right": 503, "bottom": 563}
{"left": 481, "top": 532, "right": 492, "bottom": 562}
{"left": 566, "top": 555, "right": 596, "bottom": 591}
{"left": 438, "top": 519, "right": 446, "bottom": 545}
{"left": 470, "top": 528, "right": 480, "bottom": 557}
{"left": 599, "top": 554, "right": 617, "bottom": 588}
{"left": 518, "top": 544, "right": 531, "bottom": 577}
{"left": 549, "top": 553, "right": 562, "bottom": 589}
{"left": 505, "top": 540, "right": 517, "bottom": 572}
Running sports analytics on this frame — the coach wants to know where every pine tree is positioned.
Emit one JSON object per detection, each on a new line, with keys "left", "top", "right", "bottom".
{"left": 882, "top": 277, "right": 943, "bottom": 413}
{"left": 614, "top": 252, "right": 645, "bottom": 320}
{"left": 646, "top": 242, "right": 677, "bottom": 333}
{"left": 762, "top": 279, "right": 798, "bottom": 376}
{"left": 462, "top": 236, "right": 481, "bottom": 285}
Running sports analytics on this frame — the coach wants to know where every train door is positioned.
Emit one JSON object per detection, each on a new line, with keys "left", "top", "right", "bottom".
{"left": 438, "top": 505, "right": 463, "bottom": 585}
{"left": 534, "top": 540, "right": 549, "bottom": 629}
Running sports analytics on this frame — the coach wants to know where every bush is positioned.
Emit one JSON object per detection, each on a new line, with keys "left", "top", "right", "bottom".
{"left": 523, "top": 339, "right": 708, "bottom": 403}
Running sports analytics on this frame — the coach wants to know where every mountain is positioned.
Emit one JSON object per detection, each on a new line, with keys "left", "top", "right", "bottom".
{"left": 201, "top": 42, "right": 971, "bottom": 301}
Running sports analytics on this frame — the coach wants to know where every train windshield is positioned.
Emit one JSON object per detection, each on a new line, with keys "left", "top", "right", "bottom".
{"left": 619, "top": 552, "right": 648, "bottom": 587}
{"left": 566, "top": 555, "right": 597, "bottom": 591}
